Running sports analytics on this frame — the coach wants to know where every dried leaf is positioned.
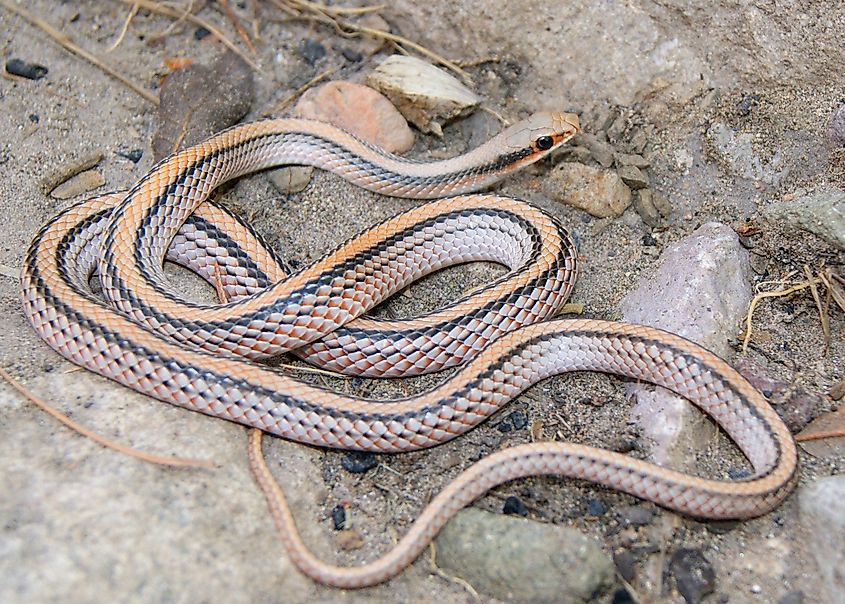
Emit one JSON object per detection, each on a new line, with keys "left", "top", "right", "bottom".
{"left": 164, "top": 56, "right": 195, "bottom": 71}
{"left": 795, "top": 404, "right": 845, "bottom": 459}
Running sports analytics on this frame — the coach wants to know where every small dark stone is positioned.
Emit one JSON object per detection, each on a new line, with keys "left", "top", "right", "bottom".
{"left": 117, "top": 149, "right": 144, "bottom": 163}
{"left": 617, "top": 505, "right": 655, "bottom": 526}
{"left": 736, "top": 93, "right": 760, "bottom": 117}
{"left": 586, "top": 498, "right": 607, "bottom": 517}
{"left": 6, "top": 58, "right": 48, "bottom": 80}
{"left": 194, "top": 26, "right": 212, "bottom": 40}
{"left": 502, "top": 496, "right": 528, "bottom": 516}
{"left": 330, "top": 504, "right": 346, "bottom": 530}
{"left": 613, "top": 550, "right": 636, "bottom": 582}
{"left": 727, "top": 467, "right": 751, "bottom": 480}
{"left": 642, "top": 233, "right": 658, "bottom": 246}
{"left": 497, "top": 410, "right": 528, "bottom": 433}
{"left": 669, "top": 547, "right": 716, "bottom": 604}
{"left": 341, "top": 47, "right": 363, "bottom": 62}
{"left": 611, "top": 587, "right": 637, "bottom": 604}
{"left": 340, "top": 451, "right": 378, "bottom": 473}
{"left": 778, "top": 590, "right": 804, "bottom": 604}
{"left": 28, "top": 114, "right": 39, "bottom": 123}
{"left": 299, "top": 39, "right": 326, "bottom": 65}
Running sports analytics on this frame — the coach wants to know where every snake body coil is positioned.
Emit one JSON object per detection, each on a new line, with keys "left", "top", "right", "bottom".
{"left": 20, "top": 112, "right": 797, "bottom": 588}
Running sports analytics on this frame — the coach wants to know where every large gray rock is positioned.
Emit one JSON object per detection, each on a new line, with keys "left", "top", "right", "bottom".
{"left": 434, "top": 508, "right": 615, "bottom": 603}
{"left": 764, "top": 190, "right": 845, "bottom": 251}
{"left": 620, "top": 222, "right": 752, "bottom": 465}
{"left": 799, "top": 476, "right": 845, "bottom": 600}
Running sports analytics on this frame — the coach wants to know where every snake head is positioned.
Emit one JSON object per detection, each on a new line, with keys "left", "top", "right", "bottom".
{"left": 502, "top": 111, "right": 580, "bottom": 157}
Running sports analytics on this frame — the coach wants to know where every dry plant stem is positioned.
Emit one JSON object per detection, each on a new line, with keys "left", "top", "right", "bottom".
{"left": 262, "top": 67, "right": 338, "bottom": 115}
{"left": 0, "top": 0, "right": 159, "bottom": 105}
{"left": 820, "top": 269, "right": 845, "bottom": 313}
{"left": 0, "top": 366, "right": 212, "bottom": 468}
{"left": 795, "top": 428, "right": 845, "bottom": 443}
{"left": 741, "top": 278, "right": 823, "bottom": 353}
{"left": 219, "top": 0, "right": 257, "bottom": 53}
{"left": 273, "top": 0, "right": 471, "bottom": 83}
{"left": 803, "top": 265, "right": 830, "bottom": 351}
{"left": 119, "top": 0, "right": 260, "bottom": 71}
{"left": 106, "top": 2, "right": 140, "bottom": 53}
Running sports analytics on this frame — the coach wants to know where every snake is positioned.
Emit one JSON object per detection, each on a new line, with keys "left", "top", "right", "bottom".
{"left": 19, "top": 111, "right": 797, "bottom": 588}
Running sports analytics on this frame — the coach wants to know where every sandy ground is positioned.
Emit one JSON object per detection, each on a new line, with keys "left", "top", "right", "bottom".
{"left": 1, "top": 2, "right": 843, "bottom": 603}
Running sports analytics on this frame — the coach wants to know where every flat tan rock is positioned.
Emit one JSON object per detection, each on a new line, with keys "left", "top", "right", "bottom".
{"left": 543, "top": 162, "right": 632, "bottom": 218}
{"left": 295, "top": 80, "right": 414, "bottom": 153}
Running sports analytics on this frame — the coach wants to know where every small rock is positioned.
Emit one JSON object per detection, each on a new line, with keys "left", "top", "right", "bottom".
{"left": 799, "top": 476, "right": 845, "bottom": 601}
{"left": 336, "top": 529, "right": 364, "bottom": 550}
{"left": 340, "top": 451, "right": 378, "bottom": 473}
{"left": 613, "top": 550, "right": 636, "bottom": 582}
{"left": 554, "top": 145, "right": 593, "bottom": 164}
{"left": 435, "top": 508, "right": 614, "bottom": 603}
{"left": 633, "top": 189, "right": 661, "bottom": 227}
{"left": 295, "top": 80, "right": 414, "bottom": 153}
{"left": 193, "top": 26, "right": 211, "bottom": 40}
{"left": 330, "top": 504, "right": 347, "bottom": 530}
{"left": 544, "top": 162, "right": 632, "bottom": 218}
{"left": 152, "top": 51, "right": 254, "bottom": 161}
{"left": 366, "top": 55, "right": 481, "bottom": 136}
{"left": 615, "top": 152, "right": 650, "bottom": 168}
{"left": 829, "top": 103, "right": 845, "bottom": 147}
{"left": 669, "top": 548, "right": 716, "bottom": 604}
{"left": 617, "top": 165, "right": 649, "bottom": 189}
{"left": 298, "top": 38, "right": 326, "bottom": 65}
{"left": 49, "top": 169, "right": 105, "bottom": 200}
{"left": 611, "top": 588, "right": 636, "bottom": 604}
{"left": 763, "top": 189, "right": 845, "bottom": 251}
{"left": 268, "top": 166, "right": 314, "bottom": 194}
{"left": 736, "top": 94, "right": 761, "bottom": 117}
{"left": 578, "top": 133, "right": 615, "bottom": 168}
{"left": 502, "top": 496, "right": 528, "bottom": 517}
{"left": 496, "top": 410, "right": 528, "bottom": 433}
{"left": 616, "top": 505, "right": 654, "bottom": 526}
{"left": 830, "top": 379, "right": 845, "bottom": 401}
{"left": 117, "top": 149, "right": 143, "bottom": 163}
{"left": 5, "top": 58, "right": 48, "bottom": 80}
{"left": 586, "top": 498, "right": 607, "bottom": 517}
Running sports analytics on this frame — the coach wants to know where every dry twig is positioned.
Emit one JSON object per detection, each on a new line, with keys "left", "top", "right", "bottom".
{"left": 740, "top": 276, "right": 824, "bottom": 353}
{"left": 262, "top": 66, "right": 338, "bottom": 115}
{"left": 0, "top": 0, "right": 159, "bottom": 104}
{"left": 105, "top": 1, "right": 140, "bottom": 53}
{"left": 0, "top": 366, "right": 212, "bottom": 467}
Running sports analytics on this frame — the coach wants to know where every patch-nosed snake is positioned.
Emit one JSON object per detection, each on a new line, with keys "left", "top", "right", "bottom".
{"left": 19, "top": 111, "right": 797, "bottom": 588}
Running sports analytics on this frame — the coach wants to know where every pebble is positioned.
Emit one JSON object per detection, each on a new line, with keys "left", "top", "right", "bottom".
{"left": 578, "top": 133, "right": 615, "bottom": 168}
{"left": 502, "top": 496, "right": 528, "bottom": 517}
{"left": 298, "top": 38, "right": 326, "bottom": 65}
{"left": 330, "top": 504, "right": 347, "bottom": 530}
{"left": 335, "top": 529, "right": 364, "bottom": 550}
{"left": 496, "top": 410, "right": 528, "bottom": 433}
{"left": 612, "top": 550, "right": 636, "bottom": 582}
{"left": 295, "top": 80, "right": 415, "bottom": 153}
{"left": 434, "top": 508, "right": 614, "bottom": 603}
{"left": 365, "top": 55, "right": 481, "bottom": 136}
{"left": 829, "top": 102, "right": 845, "bottom": 147}
{"left": 152, "top": 51, "right": 254, "bottom": 161}
{"left": 117, "top": 149, "right": 143, "bottom": 163}
{"left": 621, "top": 222, "right": 751, "bottom": 465}
{"left": 5, "top": 58, "right": 48, "bottom": 80}
{"left": 615, "top": 152, "right": 650, "bottom": 168}
{"left": 779, "top": 590, "right": 804, "bottom": 604}
{"left": 49, "top": 169, "right": 105, "bottom": 200}
{"left": 617, "top": 165, "right": 649, "bottom": 189}
{"left": 340, "top": 451, "right": 378, "bottom": 473}
{"left": 799, "top": 475, "right": 845, "bottom": 600}
{"left": 668, "top": 547, "right": 716, "bottom": 604}
{"left": 586, "top": 498, "right": 607, "bottom": 517}
{"left": 707, "top": 121, "right": 783, "bottom": 186}
{"left": 193, "top": 26, "right": 211, "bottom": 40}
{"left": 268, "top": 166, "right": 314, "bottom": 195}
{"left": 763, "top": 189, "right": 845, "bottom": 251}
{"left": 616, "top": 504, "right": 654, "bottom": 526}
{"left": 611, "top": 588, "right": 636, "bottom": 604}
{"left": 543, "top": 162, "right": 632, "bottom": 218}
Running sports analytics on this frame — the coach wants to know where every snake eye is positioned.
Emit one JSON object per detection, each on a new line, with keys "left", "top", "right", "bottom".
{"left": 535, "top": 135, "right": 554, "bottom": 151}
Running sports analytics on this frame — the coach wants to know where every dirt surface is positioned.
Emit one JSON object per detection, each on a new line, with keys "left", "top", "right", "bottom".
{"left": 1, "top": 2, "right": 843, "bottom": 603}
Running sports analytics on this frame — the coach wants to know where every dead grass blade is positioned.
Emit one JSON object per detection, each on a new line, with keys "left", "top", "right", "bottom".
{"left": 0, "top": 366, "right": 212, "bottom": 468}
